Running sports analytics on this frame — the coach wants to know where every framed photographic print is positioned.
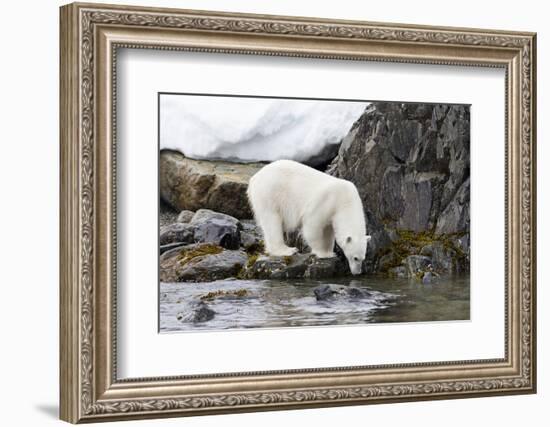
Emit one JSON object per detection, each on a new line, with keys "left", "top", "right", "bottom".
{"left": 59, "top": 2, "right": 537, "bottom": 423}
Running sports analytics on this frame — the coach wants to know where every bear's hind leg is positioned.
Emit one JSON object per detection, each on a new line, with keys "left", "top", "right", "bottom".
{"left": 303, "top": 221, "right": 336, "bottom": 259}
{"left": 258, "top": 211, "right": 298, "bottom": 257}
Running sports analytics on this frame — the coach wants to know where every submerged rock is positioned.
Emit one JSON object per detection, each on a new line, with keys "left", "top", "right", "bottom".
{"left": 160, "top": 150, "right": 263, "bottom": 219}
{"left": 176, "top": 301, "right": 215, "bottom": 323}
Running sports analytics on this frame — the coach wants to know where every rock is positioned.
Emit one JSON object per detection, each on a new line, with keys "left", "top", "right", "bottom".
{"left": 241, "top": 231, "right": 263, "bottom": 252}
{"left": 160, "top": 243, "right": 247, "bottom": 282}
{"left": 378, "top": 251, "right": 400, "bottom": 272}
{"left": 435, "top": 178, "right": 470, "bottom": 234}
{"left": 313, "top": 284, "right": 372, "bottom": 301}
{"left": 245, "top": 254, "right": 310, "bottom": 280}
{"left": 420, "top": 242, "right": 466, "bottom": 274}
{"left": 160, "top": 242, "right": 188, "bottom": 255}
{"left": 403, "top": 255, "right": 432, "bottom": 277}
{"left": 244, "top": 253, "right": 347, "bottom": 280}
{"left": 159, "top": 223, "right": 195, "bottom": 246}
{"left": 191, "top": 209, "right": 241, "bottom": 250}
{"left": 327, "top": 102, "right": 470, "bottom": 269}
{"left": 174, "top": 248, "right": 248, "bottom": 282}
{"left": 160, "top": 150, "right": 263, "bottom": 219}
{"left": 176, "top": 210, "right": 195, "bottom": 223}
{"left": 176, "top": 301, "right": 215, "bottom": 323}
{"left": 159, "top": 199, "right": 178, "bottom": 228}
{"left": 305, "top": 256, "right": 347, "bottom": 279}
{"left": 302, "top": 141, "right": 341, "bottom": 170}
{"left": 388, "top": 266, "right": 407, "bottom": 278}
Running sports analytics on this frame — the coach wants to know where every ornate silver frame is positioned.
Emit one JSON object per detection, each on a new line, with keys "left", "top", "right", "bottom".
{"left": 60, "top": 2, "right": 537, "bottom": 423}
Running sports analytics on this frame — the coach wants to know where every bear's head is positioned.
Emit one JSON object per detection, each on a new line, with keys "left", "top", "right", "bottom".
{"left": 340, "top": 235, "right": 371, "bottom": 275}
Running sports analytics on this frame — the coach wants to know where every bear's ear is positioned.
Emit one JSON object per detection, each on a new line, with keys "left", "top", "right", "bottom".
{"left": 365, "top": 235, "right": 372, "bottom": 243}
{"left": 346, "top": 236, "right": 352, "bottom": 244}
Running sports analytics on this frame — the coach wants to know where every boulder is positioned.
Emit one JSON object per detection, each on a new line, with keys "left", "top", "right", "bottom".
{"left": 160, "top": 243, "right": 247, "bottom": 282}
{"left": 160, "top": 150, "right": 264, "bottom": 219}
{"left": 159, "top": 223, "right": 195, "bottom": 246}
{"left": 174, "top": 248, "right": 248, "bottom": 282}
{"left": 191, "top": 209, "right": 241, "bottom": 250}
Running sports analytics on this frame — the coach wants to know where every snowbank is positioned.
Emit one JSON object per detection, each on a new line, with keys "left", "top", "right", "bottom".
{"left": 160, "top": 94, "right": 368, "bottom": 163}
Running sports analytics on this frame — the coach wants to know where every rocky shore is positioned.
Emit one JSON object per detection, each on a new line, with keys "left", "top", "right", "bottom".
{"left": 159, "top": 102, "right": 470, "bottom": 284}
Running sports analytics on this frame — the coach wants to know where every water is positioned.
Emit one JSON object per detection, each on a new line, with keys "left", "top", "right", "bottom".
{"left": 159, "top": 275, "right": 470, "bottom": 333}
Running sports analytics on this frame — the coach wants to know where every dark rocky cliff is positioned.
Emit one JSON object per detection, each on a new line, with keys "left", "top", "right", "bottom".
{"left": 327, "top": 102, "right": 470, "bottom": 274}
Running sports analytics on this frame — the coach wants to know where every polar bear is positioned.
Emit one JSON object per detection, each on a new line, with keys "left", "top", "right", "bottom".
{"left": 247, "top": 159, "right": 371, "bottom": 275}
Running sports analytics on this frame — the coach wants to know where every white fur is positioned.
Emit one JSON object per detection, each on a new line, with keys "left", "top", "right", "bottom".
{"left": 247, "top": 159, "right": 371, "bottom": 275}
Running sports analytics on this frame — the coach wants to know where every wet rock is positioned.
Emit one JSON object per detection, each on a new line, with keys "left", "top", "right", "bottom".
{"left": 160, "top": 150, "right": 263, "bottom": 219}
{"left": 176, "top": 210, "right": 195, "bottom": 223}
{"left": 306, "top": 256, "right": 347, "bottom": 279}
{"left": 313, "top": 284, "right": 372, "bottom": 301}
{"left": 159, "top": 223, "right": 195, "bottom": 246}
{"left": 245, "top": 254, "right": 311, "bottom": 280}
{"left": 174, "top": 248, "right": 248, "bottom": 282}
{"left": 160, "top": 243, "right": 246, "bottom": 282}
{"left": 191, "top": 209, "right": 241, "bottom": 250}
{"left": 388, "top": 266, "right": 407, "bottom": 278}
{"left": 420, "top": 242, "right": 466, "bottom": 274}
{"left": 176, "top": 301, "right": 215, "bottom": 323}
{"left": 403, "top": 255, "right": 432, "bottom": 277}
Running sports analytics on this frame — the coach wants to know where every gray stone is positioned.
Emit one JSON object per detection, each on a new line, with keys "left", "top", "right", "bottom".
{"left": 435, "top": 178, "right": 470, "bottom": 234}
{"left": 160, "top": 150, "right": 263, "bottom": 219}
{"left": 176, "top": 301, "right": 215, "bottom": 323}
{"left": 159, "top": 223, "right": 195, "bottom": 246}
{"left": 191, "top": 209, "right": 241, "bottom": 250}
{"left": 176, "top": 210, "right": 195, "bottom": 223}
